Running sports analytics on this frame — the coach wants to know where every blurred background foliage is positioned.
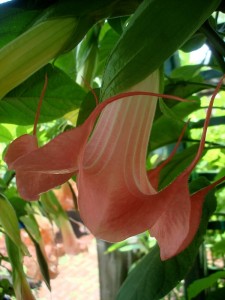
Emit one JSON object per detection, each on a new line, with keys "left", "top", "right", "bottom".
{"left": 0, "top": 0, "right": 225, "bottom": 299}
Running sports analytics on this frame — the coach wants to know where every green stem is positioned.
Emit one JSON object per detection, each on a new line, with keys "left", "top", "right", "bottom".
{"left": 207, "top": 39, "right": 225, "bottom": 73}
{"left": 201, "top": 20, "right": 225, "bottom": 57}
{"left": 200, "top": 20, "right": 225, "bottom": 72}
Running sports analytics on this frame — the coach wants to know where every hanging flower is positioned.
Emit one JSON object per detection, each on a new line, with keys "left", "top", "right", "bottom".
{"left": 4, "top": 71, "right": 225, "bottom": 260}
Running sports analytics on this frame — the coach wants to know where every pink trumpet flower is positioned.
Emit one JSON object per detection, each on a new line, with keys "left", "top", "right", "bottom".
{"left": 4, "top": 71, "right": 225, "bottom": 260}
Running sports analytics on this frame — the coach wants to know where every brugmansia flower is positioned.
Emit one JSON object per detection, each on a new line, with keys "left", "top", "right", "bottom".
{"left": 57, "top": 213, "right": 87, "bottom": 254}
{"left": 4, "top": 71, "right": 225, "bottom": 260}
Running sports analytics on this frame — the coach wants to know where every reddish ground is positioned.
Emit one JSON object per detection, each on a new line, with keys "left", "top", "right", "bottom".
{"left": 36, "top": 237, "right": 100, "bottom": 300}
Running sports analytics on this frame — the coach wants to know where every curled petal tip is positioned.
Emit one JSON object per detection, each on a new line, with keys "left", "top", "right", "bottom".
{"left": 4, "top": 134, "right": 38, "bottom": 169}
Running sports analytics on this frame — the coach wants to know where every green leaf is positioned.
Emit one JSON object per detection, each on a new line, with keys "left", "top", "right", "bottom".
{"left": 33, "top": 238, "right": 51, "bottom": 290}
{"left": 5, "top": 233, "right": 22, "bottom": 270}
{"left": 0, "top": 124, "right": 13, "bottom": 143}
{"left": 95, "top": 26, "right": 120, "bottom": 79}
{"left": 211, "top": 239, "right": 225, "bottom": 255}
{"left": 106, "top": 240, "right": 128, "bottom": 253}
{"left": 101, "top": 0, "right": 220, "bottom": 98}
{"left": 181, "top": 32, "right": 206, "bottom": 52}
{"left": 187, "top": 271, "right": 225, "bottom": 299}
{"left": 0, "top": 194, "right": 29, "bottom": 256}
{"left": 0, "top": 8, "right": 40, "bottom": 48}
{"left": 54, "top": 49, "right": 76, "bottom": 81}
{"left": 20, "top": 215, "right": 41, "bottom": 243}
{"left": 41, "top": 190, "right": 66, "bottom": 220}
{"left": 170, "top": 65, "right": 204, "bottom": 81}
{"left": 150, "top": 118, "right": 183, "bottom": 151}
{"left": 116, "top": 177, "right": 217, "bottom": 300}
{"left": 159, "top": 99, "right": 185, "bottom": 124}
{"left": 150, "top": 100, "right": 200, "bottom": 151}
{"left": 76, "top": 26, "right": 99, "bottom": 73}
{"left": 108, "top": 16, "right": 128, "bottom": 35}
{"left": 0, "top": 0, "right": 140, "bottom": 98}
{"left": 5, "top": 235, "right": 36, "bottom": 300}
{"left": 0, "top": 64, "right": 86, "bottom": 125}
{"left": 76, "top": 89, "right": 100, "bottom": 126}
{"left": 158, "top": 145, "right": 201, "bottom": 190}
{"left": 165, "top": 80, "right": 206, "bottom": 99}
{"left": 20, "top": 213, "right": 51, "bottom": 289}
{"left": 76, "top": 25, "right": 101, "bottom": 85}
{"left": 164, "top": 67, "right": 221, "bottom": 99}
{"left": 8, "top": 197, "right": 27, "bottom": 218}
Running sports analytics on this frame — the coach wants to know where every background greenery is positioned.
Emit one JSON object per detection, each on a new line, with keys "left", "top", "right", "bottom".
{"left": 0, "top": 0, "right": 225, "bottom": 299}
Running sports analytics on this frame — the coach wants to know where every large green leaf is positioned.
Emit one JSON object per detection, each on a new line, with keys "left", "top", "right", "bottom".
{"left": 101, "top": 0, "right": 220, "bottom": 98}
{"left": 32, "top": 237, "right": 51, "bottom": 290}
{"left": 163, "top": 66, "right": 221, "bottom": 103}
{"left": 54, "top": 49, "right": 77, "bottom": 81}
{"left": 187, "top": 271, "right": 225, "bottom": 299}
{"left": 0, "top": 194, "right": 29, "bottom": 256}
{"left": 0, "top": 0, "right": 142, "bottom": 99}
{"left": 169, "top": 65, "right": 204, "bottom": 81}
{"left": 76, "top": 89, "right": 100, "bottom": 126}
{"left": 0, "top": 124, "right": 13, "bottom": 143}
{"left": 95, "top": 25, "right": 120, "bottom": 79}
{"left": 116, "top": 177, "right": 217, "bottom": 300}
{"left": 181, "top": 32, "right": 206, "bottom": 53}
{"left": 41, "top": 191, "right": 66, "bottom": 220}
{"left": 164, "top": 80, "right": 208, "bottom": 100}
{"left": 76, "top": 25, "right": 100, "bottom": 85}
{"left": 8, "top": 197, "right": 27, "bottom": 219}
{"left": 0, "top": 65, "right": 86, "bottom": 125}
{"left": 0, "top": 8, "right": 40, "bottom": 48}
{"left": 149, "top": 100, "right": 200, "bottom": 151}
{"left": 158, "top": 145, "right": 200, "bottom": 190}
{"left": 5, "top": 234, "right": 36, "bottom": 300}
{"left": 21, "top": 214, "right": 51, "bottom": 290}
{"left": 20, "top": 215, "right": 41, "bottom": 243}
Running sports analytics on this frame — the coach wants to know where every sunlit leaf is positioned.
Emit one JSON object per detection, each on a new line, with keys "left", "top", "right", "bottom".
{"left": 187, "top": 271, "right": 225, "bottom": 299}
{"left": 0, "top": 8, "right": 40, "bottom": 47}
{"left": 0, "top": 124, "right": 13, "bottom": 143}
{"left": 76, "top": 89, "right": 100, "bottom": 126}
{"left": 0, "top": 64, "right": 85, "bottom": 125}
{"left": 150, "top": 100, "right": 200, "bottom": 151}
{"left": 102, "top": 0, "right": 220, "bottom": 98}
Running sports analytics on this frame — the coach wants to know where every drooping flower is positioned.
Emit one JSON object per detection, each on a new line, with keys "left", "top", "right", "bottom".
{"left": 4, "top": 71, "right": 225, "bottom": 260}
{"left": 57, "top": 213, "right": 88, "bottom": 254}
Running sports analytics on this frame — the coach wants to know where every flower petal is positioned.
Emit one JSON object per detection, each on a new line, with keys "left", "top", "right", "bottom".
{"left": 78, "top": 72, "right": 162, "bottom": 240}
{"left": 6, "top": 73, "right": 185, "bottom": 200}
{"left": 16, "top": 171, "right": 73, "bottom": 200}
{"left": 149, "top": 76, "right": 225, "bottom": 259}
{"left": 149, "top": 174, "right": 190, "bottom": 260}
{"left": 177, "top": 174, "right": 225, "bottom": 255}
{"left": 78, "top": 75, "right": 225, "bottom": 260}
{"left": 4, "top": 134, "right": 38, "bottom": 169}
